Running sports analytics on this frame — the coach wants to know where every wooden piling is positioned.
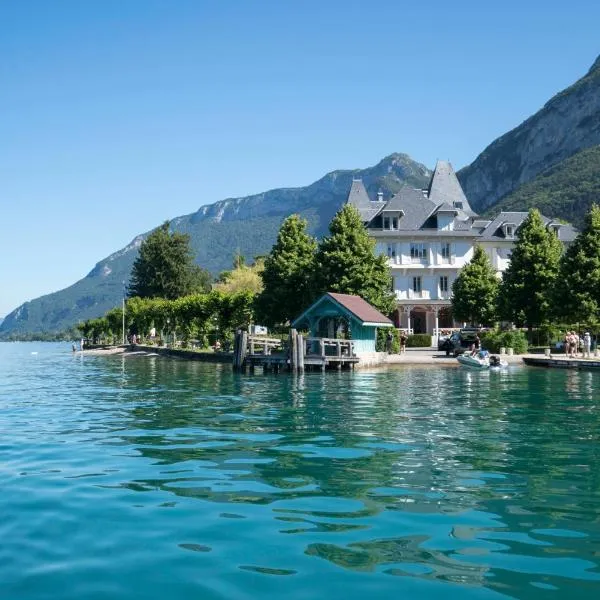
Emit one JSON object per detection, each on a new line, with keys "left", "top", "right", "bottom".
{"left": 289, "top": 329, "right": 297, "bottom": 372}
{"left": 296, "top": 334, "right": 305, "bottom": 373}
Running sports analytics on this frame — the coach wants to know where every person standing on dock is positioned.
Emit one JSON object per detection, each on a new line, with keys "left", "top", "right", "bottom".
{"left": 399, "top": 332, "right": 407, "bottom": 354}
{"left": 583, "top": 332, "right": 592, "bottom": 358}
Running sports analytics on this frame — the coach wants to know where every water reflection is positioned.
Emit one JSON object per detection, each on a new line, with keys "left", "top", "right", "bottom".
{"left": 3, "top": 345, "right": 600, "bottom": 600}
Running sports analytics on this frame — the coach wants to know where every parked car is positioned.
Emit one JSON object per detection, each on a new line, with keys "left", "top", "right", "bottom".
{"left": 437, "top": 333, "right": 450, "bottom": 350}
{"left": 439, "top": 328, "right": 480, "bottom": 357}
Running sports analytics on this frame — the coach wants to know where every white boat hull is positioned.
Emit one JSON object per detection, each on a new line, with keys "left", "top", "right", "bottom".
{"left": 457, "top": 354, "right": 489, "bottom": 369}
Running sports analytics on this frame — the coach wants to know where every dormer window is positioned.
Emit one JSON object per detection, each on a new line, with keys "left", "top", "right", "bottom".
{"left": 503, "top": 223, "right": 516, "bottom": 238}
{"left": 549, "top": 223, "right": 561, "bottom": 238}
{"left": 382, "top": 212, "right": 403, "bottom": 230}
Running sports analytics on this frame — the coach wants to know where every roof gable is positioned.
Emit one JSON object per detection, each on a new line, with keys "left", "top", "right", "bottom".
{"left": 327, "top": 293, "right": 393, "bottom": 325}
{"left": 346, "top": 179, "right": 385, "bottom": 224}
{"left": 428, "top": 160, "right": 476, "bottom": 217}
{"left": 292, "top": 293, "right": 393, "bottom": 328}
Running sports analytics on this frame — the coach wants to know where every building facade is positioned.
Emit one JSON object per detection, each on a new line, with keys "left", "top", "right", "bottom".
{"left": 347, "top": 161, "right": 576, "bottom": 339}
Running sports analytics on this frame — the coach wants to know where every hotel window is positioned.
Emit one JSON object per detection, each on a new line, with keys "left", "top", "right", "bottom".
{"left": 383, "top": 216, "right": 390, "bottom": 229}
{"left": 441, "top": 243, "right": 451, "bottom": 260}
{"left": 505, "top": 225, "right": 514, "bottom": 238}
{"left": 439, "top": 276, "right": 448, "bottom": 293}
{"left": 387, "top": 244, "right": 396, "bottom": 259}
{"left": 392, "top": 217, "right": 398, "bottom": 229}
{"left": 410, "top": 243, "right": 427, "bottom": 261}
{"left": 412, "top": 276, "right": 422, "bottom": 293}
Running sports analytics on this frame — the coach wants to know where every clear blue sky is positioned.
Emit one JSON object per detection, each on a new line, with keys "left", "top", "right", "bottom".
{"left": 1, "top": 0, "right": 598, "bottom": 317}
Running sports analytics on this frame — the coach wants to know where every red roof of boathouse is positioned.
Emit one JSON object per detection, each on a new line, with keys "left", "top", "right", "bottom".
{"left": 325, "top": 293, "right": 393, "bottom": 326}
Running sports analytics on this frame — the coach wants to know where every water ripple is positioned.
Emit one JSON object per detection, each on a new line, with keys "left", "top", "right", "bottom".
{"left": 1, "top": 342, "right": 600, "bottom": 599}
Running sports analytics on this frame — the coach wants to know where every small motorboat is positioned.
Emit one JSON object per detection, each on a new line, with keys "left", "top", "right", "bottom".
{"left": 458, "top": 351, "right": 508, "bottom": 369}
{"left": 457, "top": 350, "right": 490, "bottom": 369}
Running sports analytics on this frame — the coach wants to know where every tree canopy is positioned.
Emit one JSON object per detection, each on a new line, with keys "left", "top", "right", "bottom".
{"left": 213, "top": 257, "right": 264, "bottom": 295}
{"left": 314, "top": 205, "right": 395, "bottom": 315}
{"left": 553, "top": 204, "right": 600, "bottom": 324}
{"left": 451, "top": 244, "right": 499, "bottom": 326}
{"left": 498, "top": 209, "right": 562, "bottom": 328}
{"left": 255, "top": 215, "right": 317, "bottom": 327}
{"left": 128, "top": 221, "right": 212, "bottom": 299}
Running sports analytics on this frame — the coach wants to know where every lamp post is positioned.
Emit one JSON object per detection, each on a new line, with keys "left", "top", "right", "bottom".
{"left": 167, "top": 318, "right": 170, "bottom": 347}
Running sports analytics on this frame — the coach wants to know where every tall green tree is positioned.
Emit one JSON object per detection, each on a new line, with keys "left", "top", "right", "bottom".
{"left": 498, "top": 208, "right": 562, "bottom": 328}
{"left": 315, "top": 205, "right": 395, "bottom": 314}
{"left": 128, "top": 221, "right": 212, "bottom": 299}
{"left": 256, "top": 215, "right": 317, "bottom": 326}
{"left": 451, "top": 245, "right": 499, "bottom": 326}
{"left": 553, "top": 204, "right": 600, "bottom": 323}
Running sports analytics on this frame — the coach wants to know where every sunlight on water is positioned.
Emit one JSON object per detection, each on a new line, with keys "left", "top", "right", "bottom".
{"left": 1, "top": 343, "right": 600, "bottom": 599}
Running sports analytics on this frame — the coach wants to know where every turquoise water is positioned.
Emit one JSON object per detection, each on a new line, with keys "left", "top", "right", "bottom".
{"left": 1, "top": 343, "right": 600, "bottom": 599}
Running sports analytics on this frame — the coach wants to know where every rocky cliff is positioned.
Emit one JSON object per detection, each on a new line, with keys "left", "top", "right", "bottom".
{"left": 459, "top": 56, "right": 600, "bottom": 212}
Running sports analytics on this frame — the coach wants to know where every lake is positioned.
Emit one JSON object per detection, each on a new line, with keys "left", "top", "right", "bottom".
{"left": 1, "top": 342, "right": 599, "bottom": 599}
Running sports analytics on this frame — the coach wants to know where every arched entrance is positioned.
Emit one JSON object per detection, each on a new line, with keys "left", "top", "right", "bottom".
{"left": 411, "top": 308, "right": 427, "bottom": 334}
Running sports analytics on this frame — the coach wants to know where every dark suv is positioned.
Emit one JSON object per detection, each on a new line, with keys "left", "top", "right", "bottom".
{"left": 440, "top": 328, "right": 480, "bottom": 357}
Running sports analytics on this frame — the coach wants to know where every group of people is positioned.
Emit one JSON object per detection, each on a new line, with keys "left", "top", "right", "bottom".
{"left": 563, "top": 331, "right": 593, "bottom": 358}
{"left": 386, "top": 331, "right": 408, "bottom": 354}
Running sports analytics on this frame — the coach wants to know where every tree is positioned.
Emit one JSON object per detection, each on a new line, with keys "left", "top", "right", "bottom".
{"left": 128, "top": 221, "right": 211, "bottom": 299}
{"left": 451, "top": 245, "right": 499, "bottom": 326}
{"left": 553, "top": 204, "right": 600, "bottom": 323}
{"left": 498, "top": 209, "right": 563, "bottom": 328}
{"left": 213, "top": 257, "right": 264, "bottom": 295}
{"left": 256, "top": 215, "right": 318, "bottom": 326}
{"left": 314, "top": 205, "right": 395, "bottom": 314}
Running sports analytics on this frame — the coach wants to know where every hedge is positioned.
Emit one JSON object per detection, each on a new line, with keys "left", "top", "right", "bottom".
{"left": 406, "top": 334, "right": 432, "bottom": 348}
{"left": 480, "top": 329, "right": 528, "bottom": 354}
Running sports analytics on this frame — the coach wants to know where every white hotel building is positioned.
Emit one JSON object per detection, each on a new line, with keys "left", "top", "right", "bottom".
{"left": 347, "top": 161, "right": 576, "bottom": 338}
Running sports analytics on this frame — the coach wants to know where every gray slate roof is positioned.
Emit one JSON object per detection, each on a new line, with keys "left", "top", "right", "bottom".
{"left": 345, "top": 164, "right": 577, "bottom": 241}
{"left": 478, "top": 212, "right": 578, "bottom": 242}
{"left": 347, "top": 179, "right": 385, "bottom": 223}
{"left": 428, "top": 160, "right": 477, "bottom": 217}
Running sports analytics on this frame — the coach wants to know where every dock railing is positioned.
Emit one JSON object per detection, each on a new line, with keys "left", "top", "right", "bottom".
{"left": 305, "top": 337, "right": 355, "bottom": 358}
{"left": 247, "top": 335, "right": 284, "bottom": 356}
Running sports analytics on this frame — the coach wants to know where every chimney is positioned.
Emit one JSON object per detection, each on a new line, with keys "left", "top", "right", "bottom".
{"left": 377, "top": 191, "right": 384, "bottom": 202}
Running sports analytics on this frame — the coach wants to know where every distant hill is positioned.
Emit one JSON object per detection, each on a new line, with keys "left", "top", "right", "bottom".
{"left": 459, "top": 55, "right": 600, "bottom": 215}
{"left": 486, "top": 145, "right": 600, "bottom": 228}
{"left": 0, "top": 153, "right": 430, "bottom": 337}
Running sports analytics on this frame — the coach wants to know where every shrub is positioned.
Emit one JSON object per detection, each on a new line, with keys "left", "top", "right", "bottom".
{"left": 406, "top": 334, "right": 431, "bottom": 348}
{"left": 376, "top": 328, "right": 400, "bottom": 353}
{"left": 481, "top": 329, "right": 528, "bottom": 354}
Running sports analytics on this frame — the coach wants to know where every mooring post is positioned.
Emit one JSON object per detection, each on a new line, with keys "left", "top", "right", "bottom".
{"left": 296, "top": 334, "right": 305, "bottom": 373}
{"left": 240, "top": 330, "right": 248, "bottom": 370}
{"left": 289, "top": 329, "right": 297, "bottom": 372}
{"left": 232, "top": 329, "right": 241, "bottom": 371}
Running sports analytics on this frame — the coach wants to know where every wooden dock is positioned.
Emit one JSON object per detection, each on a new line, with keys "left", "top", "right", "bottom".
{"left": 523, "top": 356, "right": 600, "bottom": 370}
{"left": 233, "top": 329, "right": 359, "bottom": 373}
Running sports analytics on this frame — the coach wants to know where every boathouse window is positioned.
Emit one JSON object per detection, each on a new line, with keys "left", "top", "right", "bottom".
{"left": 441, "top": 243, "right": 451, "bottom": 260}
{"left": 412, "top": 276, "right": 422, "bottom": 293}
{"left": 439, "top": 276, "right": 448, "bottom": 293}
{"left": 410, "top": 243, "right": 427, "bottom": 261}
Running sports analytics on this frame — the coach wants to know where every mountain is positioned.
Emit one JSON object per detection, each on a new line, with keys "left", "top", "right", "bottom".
{"left": 459, "top": 55, "right": 600, "bottom": 214}
{"left": 0, "top": 153, "right": 430, "bottom": 338}
{"left": 486, "top": 145, "right": 600, "bottom": 228}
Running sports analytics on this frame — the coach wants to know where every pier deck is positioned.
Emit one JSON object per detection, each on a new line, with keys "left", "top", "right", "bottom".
{"left": 523, "top": 356, "right": 600, "bottom": 370}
